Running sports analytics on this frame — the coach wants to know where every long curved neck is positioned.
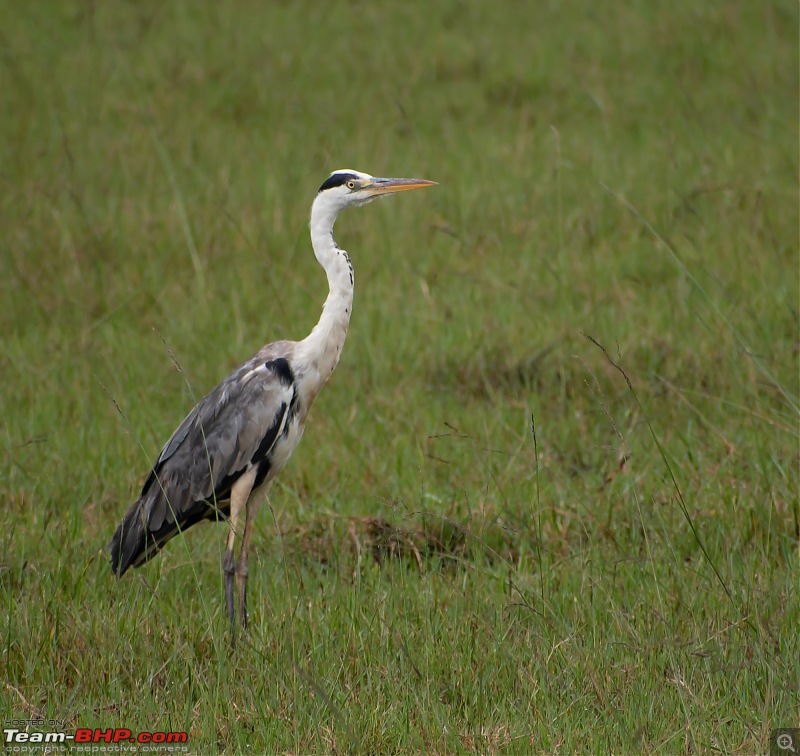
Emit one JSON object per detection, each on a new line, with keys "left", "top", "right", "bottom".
{"left": 296, "top": 195, "right": 354, "bottom": 395}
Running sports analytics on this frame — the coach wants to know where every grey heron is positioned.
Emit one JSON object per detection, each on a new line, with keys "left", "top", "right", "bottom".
{"left": 108, "top": 169, "right": 436, "bottom": 644}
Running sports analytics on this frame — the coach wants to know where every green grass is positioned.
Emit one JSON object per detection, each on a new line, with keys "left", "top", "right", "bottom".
{"left": 1, "top": 0, "right": 798, "bottom": 752}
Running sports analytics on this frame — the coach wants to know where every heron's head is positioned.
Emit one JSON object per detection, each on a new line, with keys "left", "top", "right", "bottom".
{"left": 316, "top": 169, "right": 436, "bottom": 211}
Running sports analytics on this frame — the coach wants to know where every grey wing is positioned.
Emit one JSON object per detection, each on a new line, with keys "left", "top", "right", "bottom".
{"left": 146, "top": 356, "right": 297, "bottom": 528}
{"left": 109, "top": 349, "right": 298, "bottom": 575}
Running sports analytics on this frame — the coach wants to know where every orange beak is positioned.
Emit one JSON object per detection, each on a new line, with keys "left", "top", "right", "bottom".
{"left": 365, "top": 177, "right": 438, "bottom": 196}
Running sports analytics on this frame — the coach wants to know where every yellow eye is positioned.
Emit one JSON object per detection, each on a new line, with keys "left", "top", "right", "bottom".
{"left": 346, "top": 180, "right": 357, "bottom": 190}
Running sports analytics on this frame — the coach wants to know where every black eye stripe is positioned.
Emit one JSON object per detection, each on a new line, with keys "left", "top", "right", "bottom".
{"left": 318, "top": 173, "right": 359, "bottom": 193}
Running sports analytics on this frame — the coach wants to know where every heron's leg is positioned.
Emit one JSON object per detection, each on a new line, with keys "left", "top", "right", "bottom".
{"left": 235, "top": 507, "right": 260, "bottom": 630}
{"left": 222, "top": 534, "right": 237, "bottom": 644}
{"left": 236, "top": 490, "right": 267, "bottom": 630}
{"left": 235, "top": 516, "right": 252, "bottom": 630}
{"left": 224, "top": 468, "right": 258, "bottom": 647}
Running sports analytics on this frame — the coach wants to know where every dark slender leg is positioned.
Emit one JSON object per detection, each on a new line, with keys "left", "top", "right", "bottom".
{"left": 236, "top": 509, "right": 257, "bottom": 630}
{"left": 222, "top": 468, "right": 257, "bottom": 648}
{"left": 236, "top": 557, "right": 249, "bottom": 630}
{"left": 223, "top": 547, "right": 236, "bottom": 647}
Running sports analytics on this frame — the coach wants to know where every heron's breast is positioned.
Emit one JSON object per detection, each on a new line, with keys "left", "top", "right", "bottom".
{"left": 268, "top": 414, "right": 305, "bottom": 475}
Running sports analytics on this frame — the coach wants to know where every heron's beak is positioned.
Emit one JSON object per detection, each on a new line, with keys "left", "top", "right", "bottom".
{"left": 366, "top": 177, "right": 438, "bottom": 196}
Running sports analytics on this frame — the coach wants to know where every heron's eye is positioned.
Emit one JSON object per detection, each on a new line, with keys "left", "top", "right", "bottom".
{"left": 346, "top": 180, "right": 357, "bottom": 190}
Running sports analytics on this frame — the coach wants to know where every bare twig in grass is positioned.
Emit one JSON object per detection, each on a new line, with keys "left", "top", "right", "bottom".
{"left": 346, "top": 517, "right": 363, "bottom": 575}
{"left": 380, "top": 617, "right": 423, "bottom": 681}
{"left": 94, "top": 375, "right": 131, "bottom": 429}
{"left": 574, "top": 348, "right": 634, "bottom": 490}
{"left": 4, "top": 682, "right": 46, "bottom": 719}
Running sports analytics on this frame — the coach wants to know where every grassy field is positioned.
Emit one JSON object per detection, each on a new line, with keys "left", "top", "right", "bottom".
{"left": 1, "top": 0, "right": 798, "bottom": 752}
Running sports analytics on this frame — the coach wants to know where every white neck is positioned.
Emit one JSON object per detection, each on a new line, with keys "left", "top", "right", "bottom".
{"left": 296, "top": 194, "right": 355, "bottom": 394}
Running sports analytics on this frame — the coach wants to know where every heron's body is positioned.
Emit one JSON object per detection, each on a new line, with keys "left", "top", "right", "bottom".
{"left": 108, "top": 169, "right": 434, "bottom": 644}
